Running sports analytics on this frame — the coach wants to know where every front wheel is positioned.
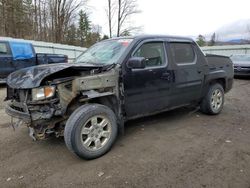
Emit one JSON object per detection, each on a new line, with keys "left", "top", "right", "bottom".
{"left": 64, "top": 104, "right": 118, "bottom": 159}
{"left": 200, "top": 83, "right": 225, "bottom": 115}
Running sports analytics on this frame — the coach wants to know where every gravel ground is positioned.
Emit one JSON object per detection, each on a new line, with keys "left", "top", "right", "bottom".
{"left": 0, "top": 79, "right": 250, "bottom": 188}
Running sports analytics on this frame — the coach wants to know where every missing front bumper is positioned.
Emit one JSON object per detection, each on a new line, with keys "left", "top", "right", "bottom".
{"left": 5, "top": 102, "right": 31, "bottom": 123}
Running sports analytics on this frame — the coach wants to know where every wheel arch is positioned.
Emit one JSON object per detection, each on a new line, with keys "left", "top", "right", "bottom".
{"left": 89, "top": 95, "right": 120, "bottom": 117}
{"left": 65, "top": 92, "right": 121, "bottom": 122}
{"left": 201, "top": 76, "right": 226, "bottom": 100}
{"left": 209, "top": 78, "right": 226, "bottom": 91}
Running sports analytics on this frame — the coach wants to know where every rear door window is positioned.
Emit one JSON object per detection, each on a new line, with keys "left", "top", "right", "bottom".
{"left": 169, "top": 43, "right": 195, "bottom": 64}
{"left": 0, "top": 42, "right": 10, "bottom": 55}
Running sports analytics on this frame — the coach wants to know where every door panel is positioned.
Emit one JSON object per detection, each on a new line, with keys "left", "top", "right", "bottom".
{"left": 13, "top": 58, "right": 37, "bottom": 70}
{"left": 0, "top": 42, "right": 14, "bottom": 79}
{"left": 123, "top": 41, "right": 173, "bottom": 118}
{"left": 168, "top": 42, "right": 204, "bottom": 106}
{"left": 124, "top": 68, "right": 172, "bottom": 117}
{"left": 171, "top": 64, "right": 203, "bottom": 106}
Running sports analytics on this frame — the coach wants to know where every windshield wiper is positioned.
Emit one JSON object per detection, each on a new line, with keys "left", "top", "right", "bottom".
{"left": 77, "top": 61, "right": 100, "bottom": 65}
{"left": 101, "top": 63, "right": 116, "bottom": 71}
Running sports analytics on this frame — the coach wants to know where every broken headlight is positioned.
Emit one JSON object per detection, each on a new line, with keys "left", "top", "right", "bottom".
{"left": 32, "top": 86, "right": 55, "bottom": 101}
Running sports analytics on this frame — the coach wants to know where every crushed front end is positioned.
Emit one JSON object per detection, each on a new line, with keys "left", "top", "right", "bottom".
{"left": 5, "top": 86, "right": 66, "bottom": 140}
{"left": 5, "top": 63, "right": 120, "bottom": 141}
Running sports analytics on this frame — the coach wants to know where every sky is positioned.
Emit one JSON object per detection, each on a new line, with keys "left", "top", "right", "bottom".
{"left": 87, "top": 0, "right": 250, "bottom": 38}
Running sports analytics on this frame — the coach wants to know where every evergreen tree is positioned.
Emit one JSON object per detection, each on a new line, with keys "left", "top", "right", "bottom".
{"left": 86, "top": 32, "right": 101, "bottom": 47}
{"left": 78, "top": 10, "right": 91, "bottom": 47}
{"left": 102, "top": 35, "right": 109, "bottom": 40}
{"left": 120, "top": 30, "right": 131, "bottom": 36}
{"left": 196, "top": 35, "right": 206, "bottom": 47}
{"left": 65, "top": 24, "right": 78, "bottom": 45}
{"left": 209, "top": 33, "right": 216, "bottom": 46}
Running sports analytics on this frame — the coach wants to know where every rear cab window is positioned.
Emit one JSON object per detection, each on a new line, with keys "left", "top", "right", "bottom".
{"left": 0, "top": 42, "right": 10, "bottom": 55}
{"left": 169, "top": 43, "right": 196, "bottom": 65}
{"left": 9, "top": 42, "right": 34, "bottom": 60}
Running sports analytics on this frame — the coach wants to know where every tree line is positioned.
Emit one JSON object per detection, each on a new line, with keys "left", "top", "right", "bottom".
{"left": 196, "top": 33, "right": 218, "bottom": 47}
{"left": 0, "top": 0, "right": 97, "bottom": 47}
{"left": 0, "top": 0, "right": 140, "bottom": 47}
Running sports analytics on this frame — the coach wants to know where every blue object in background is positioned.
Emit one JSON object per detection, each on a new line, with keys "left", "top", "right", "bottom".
{"left": 9, "top": 42, "right": 34, "bottom": 60}
{"left": 0, "top": 39, "right": 68, "bottom": 83}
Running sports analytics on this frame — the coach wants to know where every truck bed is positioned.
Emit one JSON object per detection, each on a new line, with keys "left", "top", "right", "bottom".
{"left": 205, "top": 54, "right": 234, "bottom": 92}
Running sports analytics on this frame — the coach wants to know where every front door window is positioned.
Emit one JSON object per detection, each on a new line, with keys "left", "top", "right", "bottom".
{"left": 133, "top": 42, "right": 165, "bottom": 67}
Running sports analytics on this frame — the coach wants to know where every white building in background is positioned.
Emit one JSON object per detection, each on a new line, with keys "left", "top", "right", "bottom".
{"left": 1, "top": 36, "right": 250, "bottom": 59}
{"left": 201, "top": 45, "right": 250, "bottom": 56}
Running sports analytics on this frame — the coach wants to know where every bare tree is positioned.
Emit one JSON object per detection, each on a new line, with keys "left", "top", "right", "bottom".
{"left": 34, "top": 0, "right": 38, "bottom": 39}
{"left": 0, "top": 0, "right": 7, "bottom": 36}
{"left": 38, "top": 0, "right": 42, "bottom": 40}
{"left": 0, "top": 0, "right": 99, "bottom": 45}
{"left": 107, "top": 0, "right": 112, "bottom": 38}
{"left": 106, "top": 0, "right": 117, "bottom": 38}
{"left": 116, "top": 0, "right": 140, "bottom": 37}
{"left": 246, "top": 24, "right": 250, "bottom": 40}
{"left": 106, "top": 0, "right": 140, "bottom": 37}
{"left": 48, "top": 0, "right": 84, "bottom": 42}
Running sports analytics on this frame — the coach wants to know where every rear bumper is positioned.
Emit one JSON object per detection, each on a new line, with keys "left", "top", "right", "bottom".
{"left": 234, "top": 67, "right": 250, "bottom": 76}
{"left": 5, "top": 102, "right": 31, "bottom": 123}
{"left": 225, "top": 78, "right": 233, "bottom": 93}
{"left": 0, "top": 78, "right": 6, "bottom": 84}
{"left": 234, "top": 72, "right": 250, "bottom": 76}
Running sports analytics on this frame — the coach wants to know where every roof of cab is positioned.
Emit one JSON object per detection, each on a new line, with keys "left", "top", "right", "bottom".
{"left": 109, "top": 35, "right": 194, "bottom": 43}
{"left": 0, "top": 38, "right": 32, "bottom": 44}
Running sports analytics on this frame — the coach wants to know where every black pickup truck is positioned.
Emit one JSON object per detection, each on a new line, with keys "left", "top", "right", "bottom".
{"left": 0, "top": 40, "right": 68, "bottom": 83}
{"left": 5, "top": 35, "right": 233, "bottom": 159}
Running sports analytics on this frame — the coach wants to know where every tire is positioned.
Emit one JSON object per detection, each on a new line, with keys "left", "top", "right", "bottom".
{"left": 200, "top": 83, "right": 225, "bottom": 115}
{"left": 64, "top": 104, "right": 118, "bottom": 160}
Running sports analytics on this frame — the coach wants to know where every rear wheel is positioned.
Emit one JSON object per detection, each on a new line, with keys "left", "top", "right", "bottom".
{"left": 64, "top": 104, "right": 118, "bottom": 159}
{"left": 200, "top": 83, "right": 224, "bottom": 115}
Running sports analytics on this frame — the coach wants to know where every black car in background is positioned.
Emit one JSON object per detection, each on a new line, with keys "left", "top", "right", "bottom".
{"left": 230, "top": 54, "right": 250, "bottom": 76}
{"left": 0, "top": 40, "right": 68, "bottom": 83}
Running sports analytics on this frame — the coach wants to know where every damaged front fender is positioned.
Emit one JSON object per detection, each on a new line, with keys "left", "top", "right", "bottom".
{"left": 6, "top": 64, "right": 121, "bottom": 140}
{"left": 57, "top": 68, "right": 119, "bottom": 114}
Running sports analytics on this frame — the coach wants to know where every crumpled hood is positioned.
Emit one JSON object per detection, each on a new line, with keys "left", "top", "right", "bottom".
{"left": 7, "top": 63, "right": 103, "bottom": 89}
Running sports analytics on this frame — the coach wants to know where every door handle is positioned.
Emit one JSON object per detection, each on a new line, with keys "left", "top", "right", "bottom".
{"left": 161, "top": 72, "right": 170, "bottom": 80}
{"left": 197, "top": 70, "right": 202, "bottom": 74}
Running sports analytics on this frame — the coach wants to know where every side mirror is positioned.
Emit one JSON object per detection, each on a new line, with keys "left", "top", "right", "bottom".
{"left": 126, "top": 57, "right": 146, "bottom": 69}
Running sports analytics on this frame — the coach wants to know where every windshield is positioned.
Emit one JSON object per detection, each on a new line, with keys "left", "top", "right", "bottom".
{"left": 76, "top": 39, "right": 133, "bottom": 65}
{"left": 231, "top": 55, "right": 250, "bottom": 62}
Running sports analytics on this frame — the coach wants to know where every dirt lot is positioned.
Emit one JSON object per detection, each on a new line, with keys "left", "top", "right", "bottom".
{"left": 0, "top": 79, "right": 250, "bottom": 188}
